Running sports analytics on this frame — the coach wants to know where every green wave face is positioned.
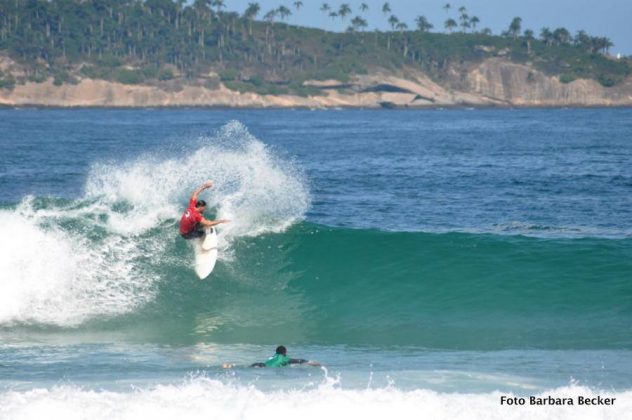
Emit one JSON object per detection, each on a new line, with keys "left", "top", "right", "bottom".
{"left": 103, "top": 222, "right": 631, "bottom": 350}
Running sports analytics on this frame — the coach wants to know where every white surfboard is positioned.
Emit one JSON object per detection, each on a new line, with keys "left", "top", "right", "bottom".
{"left": 194, "top": 227, "right": 218, "bottom": 279}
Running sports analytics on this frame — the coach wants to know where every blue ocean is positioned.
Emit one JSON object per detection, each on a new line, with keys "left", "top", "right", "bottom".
{"left": 1, "top": 108, "right": 631, "bottom": 419}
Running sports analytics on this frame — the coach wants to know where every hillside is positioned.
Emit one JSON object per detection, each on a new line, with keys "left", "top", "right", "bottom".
{"left": 0, "top": 0, "right": 630, "bottom": 107}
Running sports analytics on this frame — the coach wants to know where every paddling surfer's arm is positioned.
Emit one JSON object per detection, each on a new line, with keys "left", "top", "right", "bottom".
{"left": 288, "top": 358, "right": 320, "bottom": 366}
{"left": 191, "top": 181, "right": 214, "bottom": 201}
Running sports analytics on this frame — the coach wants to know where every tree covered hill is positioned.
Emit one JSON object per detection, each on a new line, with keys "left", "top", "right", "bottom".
{"left": 0, "top": 0, "right": 629, "bottom": 95}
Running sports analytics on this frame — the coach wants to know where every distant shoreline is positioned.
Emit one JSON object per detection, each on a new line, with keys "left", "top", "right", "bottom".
{"left": 2, "top": 103, "right": 631, "bottom": 110}
{"left": 2, "top": 58, "right": 632, "bottom": 109}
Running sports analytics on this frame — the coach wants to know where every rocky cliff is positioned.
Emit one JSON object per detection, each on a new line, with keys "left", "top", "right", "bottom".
{"left": 1, "top": 56, "right": 630, "bottom": 108}
{"left": 462, "top": 59, "right": 632, "bottom": 106}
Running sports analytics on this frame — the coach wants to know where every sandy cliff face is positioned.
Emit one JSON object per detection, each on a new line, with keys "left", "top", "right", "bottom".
{"left": 0, "top": 78, "right": 310, "bottom": 107}
{"left": 464, "top": 59, "right": 632, "bottom": 106}
{"left": 0, "top": 57, "right": 631, "bottom": 108}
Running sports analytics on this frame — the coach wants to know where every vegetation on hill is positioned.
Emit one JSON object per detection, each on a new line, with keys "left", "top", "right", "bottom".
{"left": 0, "top": 0, "right": 629, "bottom": 94}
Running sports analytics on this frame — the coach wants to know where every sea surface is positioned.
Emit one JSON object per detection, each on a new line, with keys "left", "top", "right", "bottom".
{"left": 0, "top": 108, "right": 631, "bottom": 419}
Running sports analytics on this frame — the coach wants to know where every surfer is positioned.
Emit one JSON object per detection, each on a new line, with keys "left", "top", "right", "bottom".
{"left": 222, "top": 346, "right": 320, "bottom": 369}
{"left": 179, "top": 180, "right": 229, "bottom": 239}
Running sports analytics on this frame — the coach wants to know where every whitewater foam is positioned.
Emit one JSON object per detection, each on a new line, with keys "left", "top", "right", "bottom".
{"left": 85, "top": 120, "right": 309, "bottom": 240}
{"left": 0, "top": 380, "right": 628, "bottom": 420}
{"left": 0, "top": 200, "right": 155, "bottom": 327}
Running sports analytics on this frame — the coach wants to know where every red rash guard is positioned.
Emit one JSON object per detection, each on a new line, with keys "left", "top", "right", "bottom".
{"left": 179, "top": 198, "right": 203, "bottom": 234}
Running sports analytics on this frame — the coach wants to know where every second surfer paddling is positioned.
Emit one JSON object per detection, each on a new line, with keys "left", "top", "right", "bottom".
{"left": 222, "top": 346, "right": 321, "bottom": 369}
{"left": 179, "top": 180, "right": 230, "bottom": 239}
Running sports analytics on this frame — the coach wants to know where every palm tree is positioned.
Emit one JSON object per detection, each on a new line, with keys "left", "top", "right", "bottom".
{"left": 444, "top": 18, "right": 457, "bottom": 33}
{"left": 193, "top": 0, "right": 212, "bottom": 16}
{"left": 277, "top": 5, "right": 291, "bottom": 22}
{"left": 388, "top": 15, "right": 399, "bottom": 31}
{"left": 523, "top": 29, "right": 534, "bottom": 53}
{"left": 443, "top": 3, "right": 451, "bottom": 14}
{"left": 553, "top": 27, "right": 571, "bottom": 45}
{"left": 540, "top": 27, "right": 553, "bottom": 46}
{"left": 320, "top": 3, "right": 330, "bottom": 13}
{"left": 338, "top": 3, "right": 351, "bottom": 24}
{"left": 396, "top": 21, "right": 409, "bottom": 57}
{"left": 293, "top": 1, "right": 303, "bottom": 11}
{"left": 456, "top": 6, "right": 468, "bottom": 32}
{"left": 508, "top": 17, "right": 522, "bottom": 38}
{"left": 175, "top": 0, "right": 186, "bottom": 30}
{"left": 264, "top": 9, "right": 277, "bottom": 23}
{"left": 469, "top": 16, "right": 479, "bottom": 32}
{"left": 584, "top": 34, "right": 610, "bottom": 55}
{"left": 360, "top": 3, "right": 369, "bottom": 13}
{"left": 193, "top": 0, "right": 211, "bottom": 48}
{"left": 351, "top": 15, "right": 367, "bottom": 32}
{"left": 263, "top": 8, "right": 277, "bottom": 53}
{"left": 243, "top": 3, "right": 260, "bottom": 36}
{"left": 382, "top": 2, "right": 391, "bottom": 16}
{"left": 385, "top": 14, "right": 398, "bottom": 51}
{"left": 459, "top": 12, "right": 470, "bottom": 32}
{"left": 415, "top": 15, "right": 433, "bottom": 33}
{"left": 211, "top": 0, "right": 225, "bottom": 16}
{"left": 599, "top": 37, "right": 613, "bottom": 54}
{"left": 575, "top": 30, "right": 591, "bottom": 50}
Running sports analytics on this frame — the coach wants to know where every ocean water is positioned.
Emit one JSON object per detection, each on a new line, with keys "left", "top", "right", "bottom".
{"left": 0, "top": 108, "right": 631, "bottom": 420}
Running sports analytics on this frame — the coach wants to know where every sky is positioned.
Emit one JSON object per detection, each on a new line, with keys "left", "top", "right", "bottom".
{"left": 222, "top": 0, "right": 632, "bottom": 55}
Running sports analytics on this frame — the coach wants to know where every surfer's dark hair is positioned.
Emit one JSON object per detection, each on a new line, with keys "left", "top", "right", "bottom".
{"left": 196, "top": 200, "right": 207, "bottom": 207}
{"left": 275, "top": 345, "right": 287, "bottom": 355}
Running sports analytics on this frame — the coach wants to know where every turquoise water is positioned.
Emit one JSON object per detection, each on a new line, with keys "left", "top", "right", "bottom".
{"left": 0, "top": 109, "right": 631, "bottom": 419}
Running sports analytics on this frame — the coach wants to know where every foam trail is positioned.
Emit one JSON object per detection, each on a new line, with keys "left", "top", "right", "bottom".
{"left": 0, "top": 381, "right": 629, "bottom": 420}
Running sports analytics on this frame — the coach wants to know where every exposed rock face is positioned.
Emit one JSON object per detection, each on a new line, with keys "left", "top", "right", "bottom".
{"left": 464, "top": 59, "right": 632, "bottom": 106}
{"left": 0, "top": 56, "right": 631, "bottom": 108}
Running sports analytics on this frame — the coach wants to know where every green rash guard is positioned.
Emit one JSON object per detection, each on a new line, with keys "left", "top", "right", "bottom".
{"left": 264, "top": 353, "right": 291, "bottom": 367}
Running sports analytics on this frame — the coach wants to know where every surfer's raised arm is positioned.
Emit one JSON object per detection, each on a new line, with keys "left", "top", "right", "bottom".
{"left": 190, "top": 180, "right": 214, "bottom": 202}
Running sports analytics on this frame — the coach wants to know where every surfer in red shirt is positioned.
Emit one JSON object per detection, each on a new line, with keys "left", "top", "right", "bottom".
{"left": 179, "top": 180, "right": 229, "bottom": 239}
